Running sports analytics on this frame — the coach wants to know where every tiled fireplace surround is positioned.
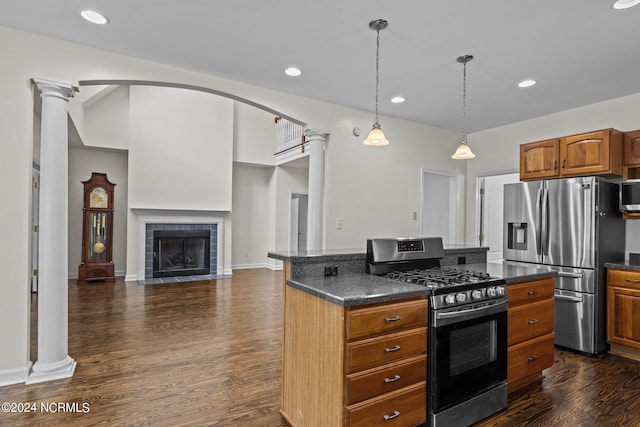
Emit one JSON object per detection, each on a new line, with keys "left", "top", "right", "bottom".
{"left": 133, "top": 209, "right": 226, "bottom": 284}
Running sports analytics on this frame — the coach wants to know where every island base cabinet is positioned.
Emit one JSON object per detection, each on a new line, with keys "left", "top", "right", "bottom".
{"left": 345, "top": 382, "right": 426, "bottom": 427}
{"left": 507, "top": 332, "right": 555, "bottom": 384}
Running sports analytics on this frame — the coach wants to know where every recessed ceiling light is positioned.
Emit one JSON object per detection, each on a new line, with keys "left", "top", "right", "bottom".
{"left": 80, "top": 9, "right": 109, "bottom": 25}
{"left": 518, "top": 79, "right": 537, "bottom": 88}
{"left": 284, "top": 67, "right": 302, "bottom": 77}
{"left": 613, "top": 0, "right": 640, "bottom": 9}
{"left": 391, "top": 96, "right": 405, "bottom": 103}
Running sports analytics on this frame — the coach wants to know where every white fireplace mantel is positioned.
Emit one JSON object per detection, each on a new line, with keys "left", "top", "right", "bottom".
{"left": 132, "top": 208, "right": 226, "bottom": 281}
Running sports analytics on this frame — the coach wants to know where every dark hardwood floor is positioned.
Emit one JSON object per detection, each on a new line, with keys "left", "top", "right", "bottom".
{"left": 2, "top": 269, "right": 640, "bottom": 426}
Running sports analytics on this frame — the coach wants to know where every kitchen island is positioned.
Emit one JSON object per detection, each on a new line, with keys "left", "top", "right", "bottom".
{"left": 268, "top": 248, "right": 556, "bottom": 427}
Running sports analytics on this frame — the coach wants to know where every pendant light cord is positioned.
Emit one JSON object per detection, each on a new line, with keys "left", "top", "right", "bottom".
{"left": 461, "top": 57, "right": 467, "bottom": 143}
{"left": 374, "top": 26, "right": 381, "bottom": 128}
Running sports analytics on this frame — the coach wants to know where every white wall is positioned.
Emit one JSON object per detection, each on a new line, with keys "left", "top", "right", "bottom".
{"left": 233, "top": 102, "right": 276, "bottom": 166}
{"left": 68, "top": 147, "right": 128, "bottom": 277}
{"left": 231, "top": 164, "right": 273, "bottom": 268}
{"left": 465, "top": 92, "right": 640, "bottom": 257}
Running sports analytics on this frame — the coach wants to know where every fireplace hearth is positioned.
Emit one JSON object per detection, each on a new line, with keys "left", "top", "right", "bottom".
{"left": 153, "top": 230, "right": 210, "bottom": 278}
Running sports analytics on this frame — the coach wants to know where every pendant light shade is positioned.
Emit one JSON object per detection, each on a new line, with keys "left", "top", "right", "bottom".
{"left": 364, "top": 19, "right": 390, "bottom": 146}
{"left": 452, "top": 54, "right": 475, "bottom": 159}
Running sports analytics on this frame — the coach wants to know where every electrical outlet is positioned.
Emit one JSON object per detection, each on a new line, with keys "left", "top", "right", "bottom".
{"left": 324, "top": 266, "right": 338, "bottom": 276}
{"left": 336, "top": 218, "right": 343, "bottom": 229}
{"left": 412, "top": 211, "right": 417, "bottom": 220}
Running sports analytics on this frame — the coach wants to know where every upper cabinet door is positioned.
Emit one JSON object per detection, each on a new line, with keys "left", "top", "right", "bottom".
{"left": 559, "top": 129, "right": 622, "bottom": 177}
{"left": 520, "top": 138, "right": 560, "bottom": 181}
{"left": 624, "top": 130, "right": 640, "bottom": 166}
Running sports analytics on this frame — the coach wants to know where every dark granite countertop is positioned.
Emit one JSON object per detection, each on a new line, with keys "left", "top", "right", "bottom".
{"left": 451, "top": 260, "right": 557, "bottom": 284}
{"left": 605, "top": 261, "right": 640, "bottom": 272}
{"left": 287, "top": 274, "right": 430, "bottom": 307}
{"left": 268, "top": 244, "right": 488, "bottom": 262}
{"left": 286, "top": 260, "right": 556, "bottom": 307}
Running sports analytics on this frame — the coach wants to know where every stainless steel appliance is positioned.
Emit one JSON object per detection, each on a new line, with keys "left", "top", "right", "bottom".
{"left": 367, "top": 237, "right": 508, "bottom": 427}
{"left": 620, "top": 178, "right": 640, "bottom": 212}
{"left": 503, "top": 176, "right": 625, "bottom": 355}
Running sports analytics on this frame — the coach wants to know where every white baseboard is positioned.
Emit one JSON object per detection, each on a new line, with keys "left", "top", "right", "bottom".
{"left": 232, "top": 263, "right": 270, "bottom": 270}
{"left": 69, "top": 270, "right": 125, "bottom": 280}
{"left": 0, "top": 362, "right": 32, "bottom": 386}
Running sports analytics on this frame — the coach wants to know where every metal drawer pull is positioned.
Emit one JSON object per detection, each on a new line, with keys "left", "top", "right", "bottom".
{"left": 385, "top": 345, "right": 401, "bottom": 353}
{"left": 528, "top": 290, "right": 538, "bottom": 295}
{"left": 383, "top": 411, "right": 400, "bottom": 421}
{"left": 385, "top": 315, "right": 402, "bottom": 322}
{"left": 528, "top": 319, "right": 539, "bottom": 325}
{"left": 558, "top": 271, "right": 583, "bottom": 279}
{"left": 626, "top": 279, "right": 640, "bottom": 283}
{"left": 384, "top": 375, "right": 401, "bottom": 383}
{"left": 528, "top": 355, "right": 539, "bottom": 362}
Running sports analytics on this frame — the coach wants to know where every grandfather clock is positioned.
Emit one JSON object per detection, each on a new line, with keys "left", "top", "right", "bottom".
{"left": 78, "top": 173, "right": 116, "bottom": 284}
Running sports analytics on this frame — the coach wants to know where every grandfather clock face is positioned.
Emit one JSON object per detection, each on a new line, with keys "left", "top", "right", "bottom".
{"left": 89, "top": 187, "right": 108, "bottom": 208}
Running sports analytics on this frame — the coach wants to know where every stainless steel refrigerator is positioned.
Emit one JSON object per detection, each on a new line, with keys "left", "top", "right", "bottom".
{"left": 503, "top": 176, "right": 624, "bottom": 354}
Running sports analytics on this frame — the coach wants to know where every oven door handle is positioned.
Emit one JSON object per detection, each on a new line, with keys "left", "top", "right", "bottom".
{"left": 432, "top": 299, "right": 508, "bottom": 327}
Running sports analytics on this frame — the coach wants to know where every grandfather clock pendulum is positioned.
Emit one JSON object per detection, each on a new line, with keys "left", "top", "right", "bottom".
{"left": 78, "top": 172, "right": 116, "bottom": 284}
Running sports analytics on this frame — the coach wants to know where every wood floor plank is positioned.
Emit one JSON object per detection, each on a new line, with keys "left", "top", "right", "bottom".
{"left": 1, "top": 268, "right": 640, "bottom": 426}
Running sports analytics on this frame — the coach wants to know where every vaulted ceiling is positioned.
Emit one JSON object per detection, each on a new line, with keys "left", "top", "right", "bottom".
{"left": 2, "top": 0, "right": 640, "bottom": 132}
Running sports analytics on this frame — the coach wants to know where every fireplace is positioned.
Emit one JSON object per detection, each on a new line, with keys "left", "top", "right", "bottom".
{"left": 153, "top": 230, "right": 210, "bottom": 278}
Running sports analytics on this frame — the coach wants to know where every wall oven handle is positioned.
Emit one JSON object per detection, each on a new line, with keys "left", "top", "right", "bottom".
{"left": 385, "top": 345, "right": 401, "bottom": 353}
{"left": 557, "top": 271, "right": 584, "bottom": 279}
{"left": 555, "top": 294, "right": 583, "bottom": 303}
{"left": 383, "top": 411, "right": 400, "bottom": 421}
{"left": 432, "top": 299, "right": 508, "bottom": 327}
{"left": 384, "top": 374, "right": 401, "bottom": 383}
{"left": 385, "top": 315, "right": 402, "bottom": 322}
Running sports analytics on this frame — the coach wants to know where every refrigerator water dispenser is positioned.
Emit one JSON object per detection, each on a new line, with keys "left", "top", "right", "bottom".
{"left": 507, "top": 222, "right": 528, "bottom": 250}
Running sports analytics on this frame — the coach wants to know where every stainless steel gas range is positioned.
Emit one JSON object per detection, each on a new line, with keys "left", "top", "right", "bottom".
{"left": 367, "top": 237, "right": 508, "bottom": 427}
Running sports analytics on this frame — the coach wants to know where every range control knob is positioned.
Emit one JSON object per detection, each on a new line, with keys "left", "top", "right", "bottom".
{"left": 444, "top": 294, "right": 456, "bottom": 305}
{"left": 495, "top": 286, "right": 505, "bottom": 297}
{"left": 456, "top": 293, "right": 467, "bottom": 303}
{"left": 471, "top": 290, "right": 483, "bottom": 300}
{"left": 487, "top": 287, "right": 497, "bottom": 298}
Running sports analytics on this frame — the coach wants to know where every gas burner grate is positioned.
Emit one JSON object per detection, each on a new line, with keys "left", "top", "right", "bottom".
{"left": 387, "top": 267, "right": 493, "bottom": 289}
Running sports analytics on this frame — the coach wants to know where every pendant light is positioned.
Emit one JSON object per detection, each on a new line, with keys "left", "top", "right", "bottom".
{"left": 452, "top": 54, "right": 476, "bottom": 159}
{"left": 363, "top": 19, "right": 390, "bottom": 146}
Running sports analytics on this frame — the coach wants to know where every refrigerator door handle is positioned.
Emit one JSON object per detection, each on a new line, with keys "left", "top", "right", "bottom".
{"left": 535, "top": 188, "right": 543, "bottom": 255}
{"left": 555, "top": 294, "right": 584, "bottom": 303}
{"left": 541, "top": 187, "right": 549, "bottom": 256}
{"left": 558, "top": 271, "right": 584, "bottom": 279}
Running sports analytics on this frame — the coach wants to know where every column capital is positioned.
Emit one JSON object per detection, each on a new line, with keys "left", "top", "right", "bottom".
{"left": 33, "top": 78, "right": 77, "bottom": 101}
{"left": 304, "top": 129, "right": 330, "bottom": 142}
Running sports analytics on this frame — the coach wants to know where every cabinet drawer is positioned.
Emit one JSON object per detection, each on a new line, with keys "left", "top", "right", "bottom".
{"left": 346, "top": 355, "right": 426, "bottom": 405}
{"left": 508, "top": 332, "right": 555, "bottom": 384}
{"left": 508, "top": 298, "right": 554, "bottom": 346}
{"left": 345, "top": 382, "right": 426, "bottom": 427}
{"left": 508, "top": 278, "right": 554, "bottom": 307}
{"left": 608, "top": 269, "right": 640, "bottom": 290}
{"left": 347, "top": 299, "right": 427, "bottom": 341}
{"left": 346, "top": 328, "right": 427, "bottom": 374}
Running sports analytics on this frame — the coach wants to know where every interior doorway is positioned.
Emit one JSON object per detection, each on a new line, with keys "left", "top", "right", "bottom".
{"left": 420, "top": 170, "right": 458, "bottom": 244}
{"left": 290, "top": 193, "right": 308, "bottom": 252}
{"left": 476, "top": 172, "right": 520, "bottom": 261}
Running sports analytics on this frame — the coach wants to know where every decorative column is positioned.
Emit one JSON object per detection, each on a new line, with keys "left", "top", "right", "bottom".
{"left": 304, "top": 129, "right": 330, "bottom": 251}
{"left": 27, "top": 78, "right": 77, "bottom": 384}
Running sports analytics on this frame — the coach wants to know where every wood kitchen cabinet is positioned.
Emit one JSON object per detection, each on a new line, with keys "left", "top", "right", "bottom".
{"left": 281, "top": 279, "right": 427, "bottom": 427}
{"left": 607, "top": 268, "right": 640, "bottom": 360}
{"left": 506, "top": 277, "right": 555, "bottom": 393}
{"left": 623, "top": 130, "right": 640, "bottom": 180}
{"left": 519, "top": 138, "right": 560, "bottom": 181}
{"left": 520, "top": 128, "right": 622, "bottom": 181}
